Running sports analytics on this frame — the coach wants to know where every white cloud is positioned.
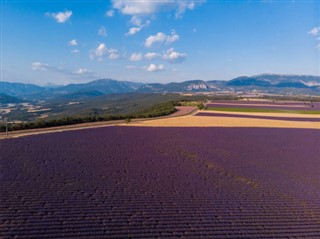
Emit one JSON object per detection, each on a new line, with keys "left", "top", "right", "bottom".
{"left": 111, "top": 0, "right": 204, "bottom": 18}
{"left": 46, "top": 10, "right": 72, "bottom": 23}
{"left": 146, "top": 64, "right": 165, "bottom": 72}
{"left": 125, "top": 19, "right": 150, "bottom": 36}
{"left": 73, "top": 68, "right": 90, "bottom": 75}
{"left": 130, "top": 15, "right": 142, "bottom": 26}
{"left": 106, "top": 10, "right": 115, "bottom": 17}
{"left": 32, "top": 62, "right": 49, "bottom": 71}
{"left": 129, "top": 52, "right": 143, "bottom": 61}
{"left": 308, "top": 27, "right": 320, "bottom": 36}
{"left": 98, "top": 26, "right": 107, "bottom": 37}
{"left": 144, "top": 52, "right": 159, "bottom": 60}
{"left": 68, "top": 39, "right": 78, "bottom": 46}
{"left": 109, "top": 52, "right": 120, "bottom": 60}
{"left": 31, "top": 62, "right": 97, "bottom": 80}
{"left": 145, "top": 31, "right": 179, "bottom": 48}
{"left": 126, "top": 27, "right": 142, "bottom": 36}
{"left": 93, "top": 43, "right": 108, "bottom": 57}
{"left": 72, "top": 49, "right": 80, "bottom": 54}
{"left": 163, "top": 48, "right": 187, "bottom": 63}
{"left": 90, "top": 43, "right": 120, "bottom": 61}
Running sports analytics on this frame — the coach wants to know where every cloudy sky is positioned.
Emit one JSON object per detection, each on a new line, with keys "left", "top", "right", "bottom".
{"left": 2, "top": 0, "right": 320, "bottom": 85}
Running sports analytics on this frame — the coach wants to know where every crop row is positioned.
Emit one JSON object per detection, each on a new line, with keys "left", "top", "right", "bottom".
{"left": 1, "top": 127, "right": 320, "bottom": 238}
{"left": 195, "top": 112, "right": 320, "bottom": 122}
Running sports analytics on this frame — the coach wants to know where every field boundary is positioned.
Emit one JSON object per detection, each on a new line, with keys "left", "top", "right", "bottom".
{"left": 0, "top": 106, "right": 198, "bottom": 139}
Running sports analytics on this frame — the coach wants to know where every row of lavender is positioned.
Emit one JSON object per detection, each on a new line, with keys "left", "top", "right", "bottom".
{"left": 1, "top": 127, "right": 320, "bottom": 238}
{"left": 195, "top": 112, "right": 320, "bottom": 122}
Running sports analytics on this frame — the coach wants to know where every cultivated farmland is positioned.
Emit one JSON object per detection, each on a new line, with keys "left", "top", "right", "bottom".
{"left": 1, "top": 127, "right": 320, "bottom": 238}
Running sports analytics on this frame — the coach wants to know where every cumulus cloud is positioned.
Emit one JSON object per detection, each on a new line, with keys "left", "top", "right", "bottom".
{"left": 106, "top": 10, "right": 115, "bottom": 17}
{"left": 46, "top": 10, "right": 72, "bottom": 23}
{"left": 146, "top": 64, "right": 165, "bottom": 72}
{"left": 126, "top": 27, "right": 142, "bottom": 36}
{"left": 73, "top": 68, "right": 91, "bottom": 75}
{"left": 98, "top": 26, "right": 107, "bottom": 37}
{"left": 308, "top": 27, "right": 320, "bottom": 36}
{"left": 68, "top": 39, "right": 78, "bottom": 46}
{"left": 163, "top": 48, "right": 187, "bottom": 63}
{"left": 32, "top": 62, "right": 49, "bottom": 71}
{"left": 32, "top": 62, "right": 97, "bottom": 80}
{"left": 145, "top": 31, "right": 179, "bottom": 48}
{"left": 144, "top": 52, "right": 160, "bottom": 60}
{"left": 111, "top": 0, "right": 204, "bottom": 18}
{"left": 129, "top": 52, "right": 143, "bottom": 61}
{"left": 90, "top": 43, "right": 120, "bottom": 61}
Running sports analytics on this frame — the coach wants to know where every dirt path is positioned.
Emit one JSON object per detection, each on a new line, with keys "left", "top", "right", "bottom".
{"left": 0, "top": 106, "right": 198, "bottom": 139}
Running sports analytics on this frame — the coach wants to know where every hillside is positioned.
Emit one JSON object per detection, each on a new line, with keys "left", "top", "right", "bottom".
{"left": 1, "top": 74, "right": 320, "bottom": 101}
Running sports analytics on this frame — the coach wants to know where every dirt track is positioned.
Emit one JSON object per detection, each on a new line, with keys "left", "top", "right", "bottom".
{"left": 0, "top": 107, "right": 198, "bottom": 139}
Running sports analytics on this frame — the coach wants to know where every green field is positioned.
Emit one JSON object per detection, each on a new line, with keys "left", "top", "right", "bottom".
{"left": 206, "top": 107, "right": 320, "bottom": 114}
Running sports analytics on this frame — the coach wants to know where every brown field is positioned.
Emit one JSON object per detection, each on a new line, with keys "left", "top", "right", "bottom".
{"left": 125, "top": 115, "right": 320, "bottom": 129}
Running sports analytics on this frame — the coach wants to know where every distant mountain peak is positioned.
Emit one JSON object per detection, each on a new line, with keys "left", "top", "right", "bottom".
{"left": 1, "top": 73, "right": 320, "bottom": 100}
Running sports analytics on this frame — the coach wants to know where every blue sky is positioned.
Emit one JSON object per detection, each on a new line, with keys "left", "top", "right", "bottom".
{"left": 2, "top": 0, "right": 320, "bottom": 85}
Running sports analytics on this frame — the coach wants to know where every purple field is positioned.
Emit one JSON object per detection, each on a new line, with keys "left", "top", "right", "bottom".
{"left": 195, "top": 112, "right": 320, "bottom": 122}
{"left": 1, "top": 127, "right": 320, "bottom": 238}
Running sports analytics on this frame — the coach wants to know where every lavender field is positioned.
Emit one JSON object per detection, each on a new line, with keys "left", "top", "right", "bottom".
{"left": 196, "top": 112, "right": 320, "bottom": 122}
{"left": 1, "top": 127, "right": 320, "bottom": 238}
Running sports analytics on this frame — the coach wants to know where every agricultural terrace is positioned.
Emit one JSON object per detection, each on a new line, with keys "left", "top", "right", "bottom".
{"left": 1, "top": 127, "right": 320, "bottom": 238}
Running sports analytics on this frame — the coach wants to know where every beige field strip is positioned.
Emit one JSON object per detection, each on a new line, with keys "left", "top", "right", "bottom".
{"left": 208, "top": 103, "right": 309, "bottom": 108}
{"left": 199, "top": 110, "right": 320, "bottom": 118}
{"left": 125, "top": 115, "right": 320, "bottom": 129}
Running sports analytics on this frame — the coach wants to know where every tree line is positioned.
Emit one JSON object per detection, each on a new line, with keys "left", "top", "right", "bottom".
{"left": 1, "top": 101, "right": 178, "bottom": 132}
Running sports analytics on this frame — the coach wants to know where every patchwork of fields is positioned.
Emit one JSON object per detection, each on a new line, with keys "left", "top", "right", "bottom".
{"left": 1, "top": 100, "right": 319, "bottom": 238}
{"left": 130, "top": 100, "right": 320, "bottom": 128}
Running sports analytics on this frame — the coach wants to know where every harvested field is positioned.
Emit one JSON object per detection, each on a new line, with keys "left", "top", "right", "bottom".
{"left": 1, "top": 127, "right": 320, "bottom": 238}
{"left": 128, "top": 115, "right": 320, "bottom": 129}
{"left": 196, "top": 112, "right": 320, "bottom": 122}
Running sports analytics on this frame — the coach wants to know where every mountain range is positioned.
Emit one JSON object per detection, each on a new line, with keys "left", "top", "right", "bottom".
{"left": 1, "top": 74, "right": 320, "bottom": 102}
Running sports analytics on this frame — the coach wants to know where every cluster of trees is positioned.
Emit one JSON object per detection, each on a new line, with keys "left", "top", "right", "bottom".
{"left": 1, "top": 101, "right": 178, "bottom": 132}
